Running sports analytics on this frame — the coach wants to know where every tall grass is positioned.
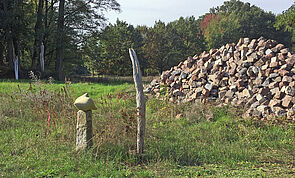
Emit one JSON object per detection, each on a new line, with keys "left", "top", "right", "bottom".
{"left": 1, "top": 78, "right": 295, "bottom": 177}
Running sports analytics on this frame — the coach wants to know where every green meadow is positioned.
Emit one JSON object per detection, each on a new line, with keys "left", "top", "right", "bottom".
{"left": 1, "top": 79, "right": 295, "bottom": 177}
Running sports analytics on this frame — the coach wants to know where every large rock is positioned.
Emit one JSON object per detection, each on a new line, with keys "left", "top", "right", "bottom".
{"left": 285, "top": 86, "right": 295, "bottom": 96}
{"left": 282, "top": 95, "right": 293, "bottom": 108}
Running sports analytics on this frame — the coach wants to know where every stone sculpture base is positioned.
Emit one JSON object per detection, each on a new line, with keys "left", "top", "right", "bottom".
{"left": 76, "top": 110, "right": 93, "bottom": 152}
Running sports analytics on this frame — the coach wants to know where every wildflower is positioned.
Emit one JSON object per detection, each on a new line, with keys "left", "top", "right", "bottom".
{"left": 46, "top": 110, "right": 51, "bottom": 127}
{"left": 161, "top": 106, "right": 167, "bottom": 110}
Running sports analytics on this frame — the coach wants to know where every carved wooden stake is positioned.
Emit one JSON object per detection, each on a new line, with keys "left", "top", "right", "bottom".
{"left": 129, "top": 48, "right": 146, "bottom": 155}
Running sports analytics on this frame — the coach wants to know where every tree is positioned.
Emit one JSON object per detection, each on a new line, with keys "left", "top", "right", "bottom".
{"left": 275, "top": 3, "right": 295, "bottom": 32}
{"left": 32, "top": 0, "right": 44, "bottom": 70}
{"left": 202, "top": 0, "right": 291, "bottom": 49}
{"left": 141, "top": 21, "right": 169, "bottom": 74}
{"left": 201, "top": 12, "right": 240, "bottom": 48}
{"left": 54, "top": 0, "right": 120, "bottom": 80}
{"left": 141, "top": 17, "right": 206, "bottom": 75}
{"left": 97, "top": 20, "right": 143, "bottom": 76}
{"left": 171, "top": 16, "right": 206, "bottom": 60}
{"left": 0, "top": 0, "right": 31, "bottom": 77}
{"left": 55, "top": 0, "right": 65, "bottom": 81}
{"left": 0, "top": 0, "right": 120, "bottom": 79}
{"left": 81, "top": 33, "right": 101, "bottom": 76}
{"left": 275, "top": 3, "right": 295, "bottom": 51}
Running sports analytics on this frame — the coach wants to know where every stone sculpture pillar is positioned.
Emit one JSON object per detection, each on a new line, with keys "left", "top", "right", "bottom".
{"left": 74, "top": 93, "right": 97, "bottom": 152}
{"left": 76, "top": 110, "right": 93, "bottom": 151}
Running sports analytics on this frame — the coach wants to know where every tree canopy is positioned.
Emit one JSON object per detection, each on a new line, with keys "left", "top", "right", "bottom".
{"left": 201, "top": 0, "right": 291, "bottom": 49}
{"left": 0, "top": 0, "right": 294, "bottom": 79}
{"left": 275, "top": 3, "right": 295, "bottom": 32}
{"left": 0, "top": 0, "right": 120, "bottom": 80}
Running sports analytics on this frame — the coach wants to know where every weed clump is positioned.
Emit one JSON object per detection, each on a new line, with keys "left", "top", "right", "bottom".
{"left": 8, "top": 72, "right": 76, "bottom": 142}
{"left": 2, "top": 73, "right": 138, "bottom": 157}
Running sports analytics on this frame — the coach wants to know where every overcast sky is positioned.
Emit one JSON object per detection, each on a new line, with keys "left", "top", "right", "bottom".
{"left": 105, "top": 0, "right": 294, "bottom": 27}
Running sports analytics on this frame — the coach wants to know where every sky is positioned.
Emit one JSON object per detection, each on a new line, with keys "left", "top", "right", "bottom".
{"left": 105, "top": 0, "right": 294, "bottom": 27}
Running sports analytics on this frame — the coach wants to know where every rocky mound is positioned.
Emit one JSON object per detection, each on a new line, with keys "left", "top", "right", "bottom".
{"left": 145, "top": 37, "right": 295, "bottom": 119}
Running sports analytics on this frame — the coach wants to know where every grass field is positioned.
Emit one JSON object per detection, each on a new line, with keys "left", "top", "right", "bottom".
{"left": 1, "top": 78, "right": 295, "bottom": 177}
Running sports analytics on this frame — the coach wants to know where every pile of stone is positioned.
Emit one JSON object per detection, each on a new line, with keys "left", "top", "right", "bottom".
{"left": 145, "top": 37, "right": 295, "bottom": 118}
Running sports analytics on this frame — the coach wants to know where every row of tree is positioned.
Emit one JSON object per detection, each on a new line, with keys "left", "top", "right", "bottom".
{"left": 81, "top": 0, "right": 295, "bottom": 77}
{"left": 83, "top": 17, "right": 206, "bottom": 76}
{"left": 0, "top": 0, "right": 120, "bottom": 80}
{"left": 1, "top": 0, "right": 295, "bottom": 79}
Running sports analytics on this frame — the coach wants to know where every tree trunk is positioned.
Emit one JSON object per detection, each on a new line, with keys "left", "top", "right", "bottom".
{"left": 55, "top": 0, "right": 65, "bottom": 81}
{"left": 6, "top": 35, "right": 14, "bottom": 70}
{"left": 0, "top": 43, "right": 4, "bottom": 65}
{"left": 13, "top": 37, "right": 19, "bottom": 61}
{"left": 129, "top": 48, "right": 146, "bottom": 155}
{"left": 44, "top": 0, "right": 48, "bottom": 35}
{"left": 3, "top": 0, "right": 13, "bottom": 71}
{"left": 32, "top": 0, "right": 44, "bottom": 70}
{"left": 91, "top": 59, "right": 94, "bottom": 77}
{"left": 43, "top": 0, "right": 48, "bottom": 66}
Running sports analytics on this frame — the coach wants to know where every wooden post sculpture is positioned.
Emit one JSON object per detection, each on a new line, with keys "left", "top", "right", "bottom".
{"left": 74, "top": 93, "right": 97, "bottom": 152}
{"left": 129, "top": 48, "right": 146, "bottom": 155}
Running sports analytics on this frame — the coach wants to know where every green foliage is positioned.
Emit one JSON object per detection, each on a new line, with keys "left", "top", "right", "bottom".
{"left": 275, "top": 3, "right": 295, "bottom": 51}
{"left": 0, "top": 0, "right": 294, "bottom": 79}
{"left": 203, "top": 12, "right": 240, "bottom": 48}
{"left": 80, "top": 34, "right": 100, "bottom": 76}
{"left": 87, "top": 16, "right": 206, "bottom": 76}
{"left": 0, "top": 0, "right": 120, "bottom": 78}
{"left": 96, "top": 19, "right": 143, "bottom": 76}
{"left": 142, "top": 17, "right": 206, "bottom": 74}
{"left": 202, "top": 0, "right": 291, "bottom": 49}
{"left": 141, "top": 21, "right": 170, "bottom": 74}
{"left": 0, "top": 0, "right": 35, "bottom": 73}
{"left": 275, "top": 3, "right": 295, "bottom": 32}
{"left": 172, "top": 16, "right": 206, "bottom": 58}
